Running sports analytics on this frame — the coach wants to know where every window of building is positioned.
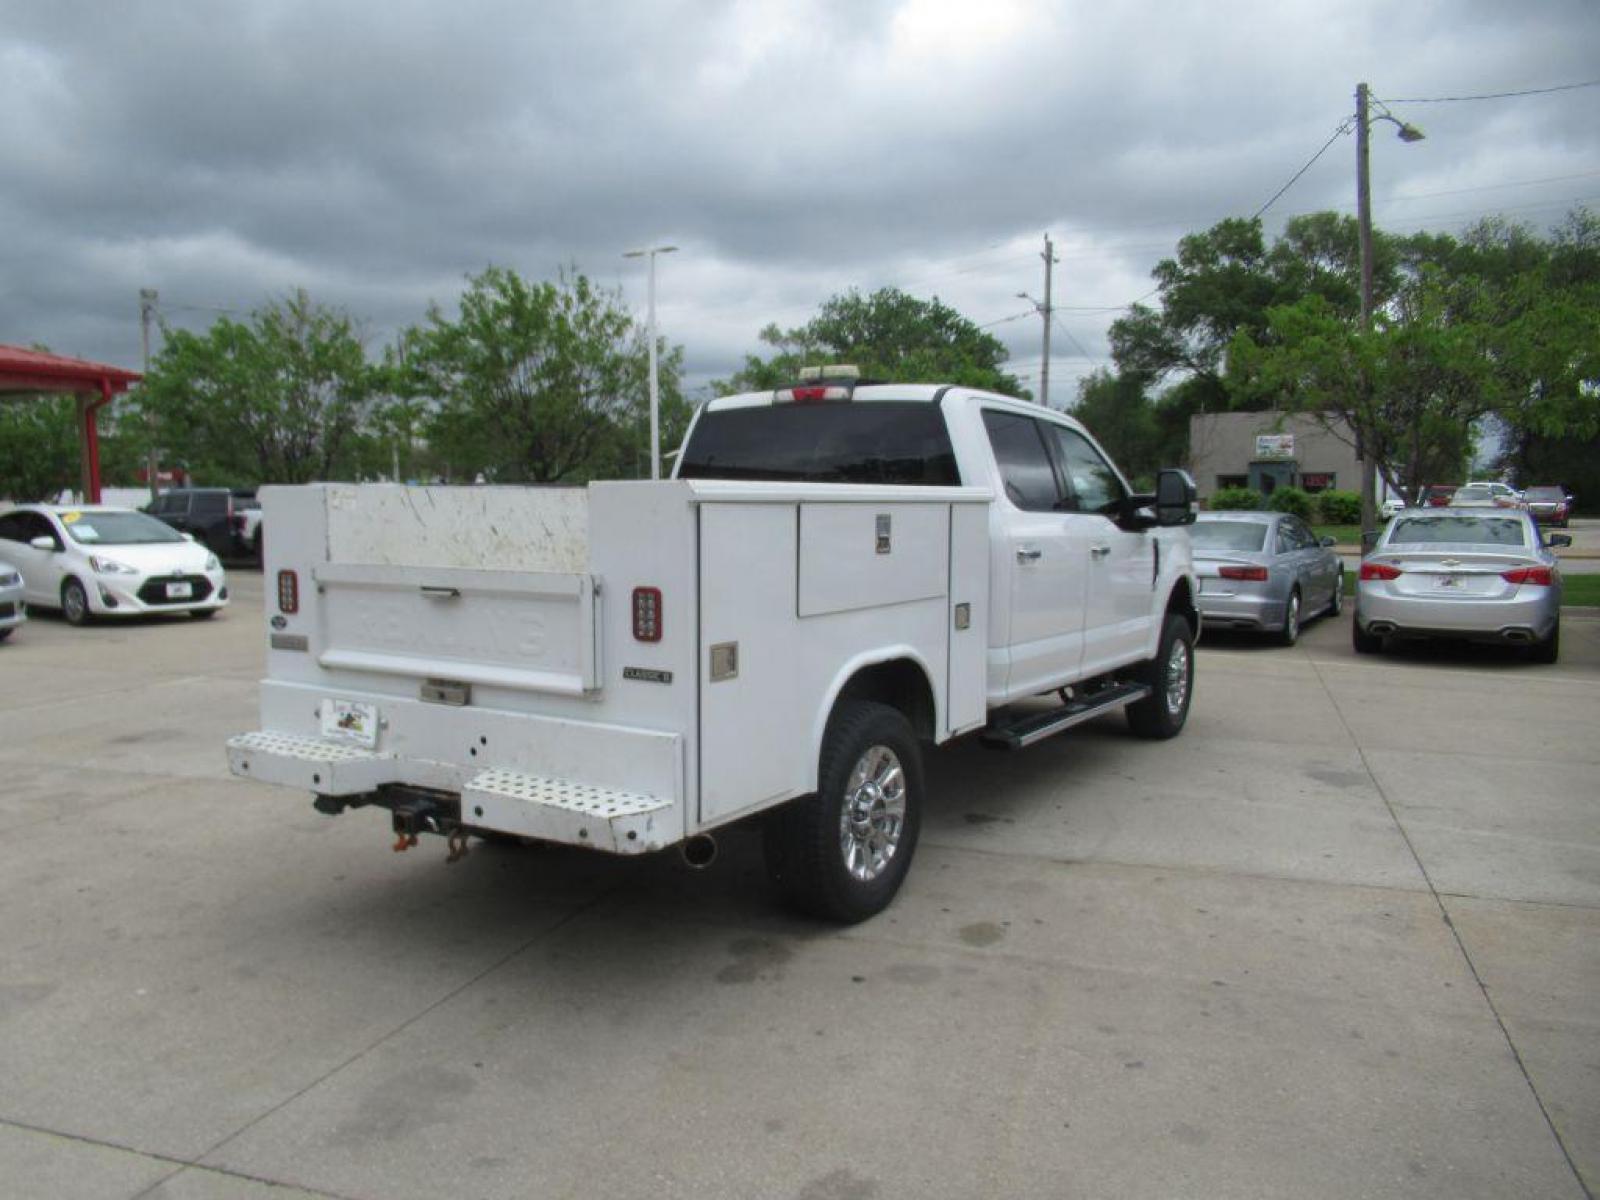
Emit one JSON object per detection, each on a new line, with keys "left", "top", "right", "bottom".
{"left": 1216, "top": 474, "right": 1247, "bottom": 490}
{"left": 1300, "top": 473, "right": 1335, "bottom": 493}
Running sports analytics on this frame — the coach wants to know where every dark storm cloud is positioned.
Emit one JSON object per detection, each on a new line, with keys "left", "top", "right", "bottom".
{"left": 2, "top": 0, "right": 1597, "bottom": 397}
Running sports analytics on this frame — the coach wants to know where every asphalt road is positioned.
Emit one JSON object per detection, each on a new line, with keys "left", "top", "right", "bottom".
{"left": 2, "top": 573, "right": 1597, "bottom": 1200}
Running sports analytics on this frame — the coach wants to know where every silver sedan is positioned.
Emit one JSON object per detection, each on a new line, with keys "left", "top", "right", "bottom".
{"left": 1353, "top": 508, "right": 1568, "bottom": 662}
{"left": 1192, "top": 511, "right": 1344, "bottom": 645}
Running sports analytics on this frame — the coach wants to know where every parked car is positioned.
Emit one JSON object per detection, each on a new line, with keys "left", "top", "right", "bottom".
{"left": 1452, "top": 483, "right": 1523, "bottom": 509}
{"left": 1353, "top": 508, "right": 1569, "bottom": 662}
{"left": 1464, "top": 480, "right": 1522, "bottom": 503}
{"left": 0, "top": 558, "right": 25, "bottom": 640}
{"left": 1191, "top": 511, "right": 1343, "bottom": 645}
{"left": 0, "top": 505, "right": 229, "bottom": 626}
{"left": 1417, "top": 484, "right": 1458, "bottom": 507}
{"left": 1523, "top": 485, "right": 1572, "bottom": 527}
{"left": 1380, "top": 496, "right": 1406, "bottom": 519}
{"left": 144, "top": 487, "right": 261, "bottom": 560}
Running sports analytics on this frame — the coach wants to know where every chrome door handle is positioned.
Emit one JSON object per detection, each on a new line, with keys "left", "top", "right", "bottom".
{"left": 420, "top": 585, "right": 461, "bottom": 599}
{"left": 1090, "top": 544, "right": 1112, "bottom": 558}
{"left": 1016, "top": 548, "right": 1042, "bottom": 563}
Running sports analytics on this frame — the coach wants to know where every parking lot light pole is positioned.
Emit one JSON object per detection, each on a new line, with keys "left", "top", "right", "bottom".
{"left": 624, "top": 245, "right": 677, "bottom": 480}
{"left": 1355, "top": 82, "right": 1424, "bottom": 534}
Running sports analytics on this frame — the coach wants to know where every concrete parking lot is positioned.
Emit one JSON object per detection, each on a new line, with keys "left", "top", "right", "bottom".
{"left": 2, "top": 572, "right": 1597, "bottom": 1200}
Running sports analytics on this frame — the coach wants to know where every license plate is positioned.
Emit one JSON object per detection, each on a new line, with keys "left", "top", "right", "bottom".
{"left": 320, "top": 699, "right": 379, "bottom": 748}
{"left": 165, "top": 581, "right": 194, "bottom": 600}
{"left": 1434, "top": 575, "right": 1461, "bottom": 589}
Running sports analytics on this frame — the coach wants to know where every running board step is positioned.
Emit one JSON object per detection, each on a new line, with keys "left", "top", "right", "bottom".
{"left": 981, "top": 682, "right": 1152, "bottom": 750}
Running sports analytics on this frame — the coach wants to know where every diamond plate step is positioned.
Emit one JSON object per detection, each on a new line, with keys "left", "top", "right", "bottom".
{"left": 463, "top": 768, "right": 673, "bottom": 854}
{"left": 227, "top": 730, "right": 396, "bottom": 795}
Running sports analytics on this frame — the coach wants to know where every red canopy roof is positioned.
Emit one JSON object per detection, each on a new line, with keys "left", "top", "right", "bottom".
{"left": 0, "top": 345, "right": 142, "bottom": 502}
{"left": 0, "top": 344, "right": 142, "bottom": 395}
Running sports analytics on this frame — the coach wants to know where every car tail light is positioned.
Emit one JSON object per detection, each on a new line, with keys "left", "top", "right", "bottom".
{"left": 1502, "top": 565, "right": 1554, "bottom": 586}
{"left": 1360, "top": 562, "right": 1402, "bottom": 581}
{"left": 1218, "top": 565, "right": 1268, "bottom": 581}
{"left": 277, "top": 569, "right": 299, "bottom": 614}
{"left": 632, "top": 586, "right": 662, "bottom": 641}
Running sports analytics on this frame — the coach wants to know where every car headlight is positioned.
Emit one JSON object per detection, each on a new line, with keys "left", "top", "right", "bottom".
{"left": 206, "top": 553, "right": 222, "bottom": 572}
{"left": 88, "top": 556, "right": 138, "bottom": 575}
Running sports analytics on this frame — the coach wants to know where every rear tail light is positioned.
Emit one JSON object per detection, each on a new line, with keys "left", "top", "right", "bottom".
{"left": 1218, "top": 565, "right": 1268, "bottom": 581}
{"left": 1360, "top": 562, "right": 1402, "bottom": 581}
{"left": 277, "top": 569, "right": 299, "bottom": 614}
{"left": 632, "top": 587, "right": 662, "bottom": 641}
{"left": 1502, "top": 566, "right": 1555, "bottom": 586}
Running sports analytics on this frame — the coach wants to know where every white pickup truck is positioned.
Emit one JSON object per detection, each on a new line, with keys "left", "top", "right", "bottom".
{"left": 228, "top": 379, "right": 1198, "bottom": 921}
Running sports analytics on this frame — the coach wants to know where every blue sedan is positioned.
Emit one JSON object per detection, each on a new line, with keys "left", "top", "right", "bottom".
{"left": 1192, "top": 511, "right": 1343, "bottom": 646}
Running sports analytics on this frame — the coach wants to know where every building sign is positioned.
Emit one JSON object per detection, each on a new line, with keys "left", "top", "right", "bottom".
{"left": 1254, "top": 433, "right": 1295, "bottom": 460}
{"left": 1301, "top": 473, "right": 1334, "bottom": 491}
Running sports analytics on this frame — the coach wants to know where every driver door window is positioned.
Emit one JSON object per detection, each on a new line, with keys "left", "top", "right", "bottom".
{"left": 1047, "top": 426, "right": 1126, "bottom": 515}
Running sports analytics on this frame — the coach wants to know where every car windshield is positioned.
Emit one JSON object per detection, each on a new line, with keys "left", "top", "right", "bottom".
{"left": 1191, "top": 520, "right": 1268, "bottom": 553}
{"left": 1453, "top": 486, "right": 1493, "bottom": 501}
{"left": 63, "top": 511, "right": 185, "bottom": 545}
{"left": 1388, "top": 515, "right": 1527, "bottom": 547}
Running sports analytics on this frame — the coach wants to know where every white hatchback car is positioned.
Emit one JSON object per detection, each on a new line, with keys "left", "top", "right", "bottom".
{"left": 0, "top": 504, "right": 229, "bottom": 625}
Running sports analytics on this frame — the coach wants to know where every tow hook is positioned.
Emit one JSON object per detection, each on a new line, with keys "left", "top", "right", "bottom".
{"left": 446, "top": 829, "right": 470, "bottom": 864}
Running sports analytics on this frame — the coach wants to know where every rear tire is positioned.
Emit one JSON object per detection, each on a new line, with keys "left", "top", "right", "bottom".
{"left": 764, "top": 700, "right": 922, "bottom": 924}
{"left": 1528, "top": 621, "right": 1559, "bottom": 665}
{"left": 1126, "top": 613, "right": 1194, "bottom": 739}
{"left": 191, "top": 608, "right": 218, "bottom": 620}
{"left": 1352, "top": 616, "right": 1383, "bottom": 655}
{"left": 1276, "top": 590, "right": 1302, "bottom": 646}
{"left": 61, "top": 577, "right": 91, "bottom": 626}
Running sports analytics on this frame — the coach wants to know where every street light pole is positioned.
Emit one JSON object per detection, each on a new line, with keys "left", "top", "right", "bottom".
{"left": 624, "top": 245, "right": 678, "bottom": 480}
{"left": 1353, "top": 82, "right": 1423, "bottom": 537}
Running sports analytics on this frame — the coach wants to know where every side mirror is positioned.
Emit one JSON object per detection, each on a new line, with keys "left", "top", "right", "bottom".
{"left": 181, "top": 532, "right": 196, "bottom": 542}
{"left": 1547, "top": 533, "right": 1572, "bottom": 548}
{"left": 30, "top": 535, "right": 57, "bottom": 552}
{"left": 1319, "top": 535, "right": 1336, "bottom": 548}
{"left": 1155, "top": 469, "right": 1196, "bottom": 526}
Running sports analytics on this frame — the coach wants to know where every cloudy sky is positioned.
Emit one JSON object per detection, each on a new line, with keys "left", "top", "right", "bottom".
{"left": 3, "top": 0, "right": 1597, "bottom": 405}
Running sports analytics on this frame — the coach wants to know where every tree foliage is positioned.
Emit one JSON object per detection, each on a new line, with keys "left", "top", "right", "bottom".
{"left": 139, "top": 290, "right": 378, "bottom": 484}
{"left": 718, "top": 288, "right": 1023, "bottom": 396}
{"left": 0, "top": 394, "right": 81, "bottom": 501}
{"left": 400, "top": 267, "right": 687, "bottom": 483}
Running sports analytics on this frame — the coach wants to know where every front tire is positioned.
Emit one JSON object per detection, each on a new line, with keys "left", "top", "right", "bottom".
{"left": 1126, "top": 613, "right": 1194, "bottom": 739}
{"left": 764, "top": 700, "right": 923, "bottom": 923}
{"left": 61, "top": 577, "right": 91, "bottom": 626}
{"left": 1327, "top": 572, "right": 1344, "bottom": 617}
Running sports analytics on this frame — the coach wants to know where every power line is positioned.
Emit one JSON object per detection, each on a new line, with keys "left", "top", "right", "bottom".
{"left": 1384, "top": 79, "right": 1600, "bottom": 104}
{"left": 1252, "top": 121, "right": 1353, "bottom": 220}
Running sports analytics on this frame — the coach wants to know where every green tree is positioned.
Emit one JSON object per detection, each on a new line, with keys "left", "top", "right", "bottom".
{"left": 0, "top": 394, "right": 80, "bottom": 501}
{"left": 139, "top": 290, "right": 378, "bottom": 484}
{"left": 719, "top": 288, "right": 1023, "bottom": 396}
{"left": 401, "top": 267, "right": 681, "bottom": 483}
{"left": 1070, "top": 369, "right": 1166, "bottom": 486}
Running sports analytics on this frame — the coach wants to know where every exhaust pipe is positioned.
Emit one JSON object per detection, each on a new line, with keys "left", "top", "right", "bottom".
{"left": 681, "top": 834, "right": 718, "bottom": 870}
{"left": 1367, "top": 621, "right": 1396, "bottom": 636}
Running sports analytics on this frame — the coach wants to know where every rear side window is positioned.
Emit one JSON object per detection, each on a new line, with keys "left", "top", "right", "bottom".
{"left": 982, "top": 410, "right": 1061, "bottom": 512}
{"left": 192, "top": 492, "right": 229, "bottom": 514}
{"left": 678, "top": 401, "right": 959, "bottom": 485}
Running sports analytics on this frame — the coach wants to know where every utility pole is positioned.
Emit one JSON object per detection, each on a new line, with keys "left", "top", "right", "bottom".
{"left": 1353, "top": 82, "right": 1424, "bottom": 539}
{"left": 624, "top": 245, "right": 677, "bottom": 479}
{"left": 1017, "top": 234, "right": 1058, "bottom": 407}
{"left": 140, "top": 288, "right": 160, "bottom": 499}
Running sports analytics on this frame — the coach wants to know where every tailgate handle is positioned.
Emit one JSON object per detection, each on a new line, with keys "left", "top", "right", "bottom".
{"left": 420, "top": 585, "right": 461, "bottom": 599}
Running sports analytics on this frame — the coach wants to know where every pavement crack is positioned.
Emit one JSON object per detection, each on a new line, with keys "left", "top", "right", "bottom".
{"left": 1307, "top": 654, "right": 1595, "bottom": 1200}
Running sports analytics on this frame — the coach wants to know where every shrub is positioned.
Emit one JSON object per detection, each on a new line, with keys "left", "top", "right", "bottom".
{"left": 1209, "top": 486, "right": 1263, "bottom": 511}
{"left": 1265, "top": 487, "right": 1314, "bottom": 520}
{"left": 1314, "top": 489, "right": 1361, "bottom": 524}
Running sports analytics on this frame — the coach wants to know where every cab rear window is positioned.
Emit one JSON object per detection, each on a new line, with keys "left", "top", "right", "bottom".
{"left": 678, "top": 402, "right": 960, "bottom": 485}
